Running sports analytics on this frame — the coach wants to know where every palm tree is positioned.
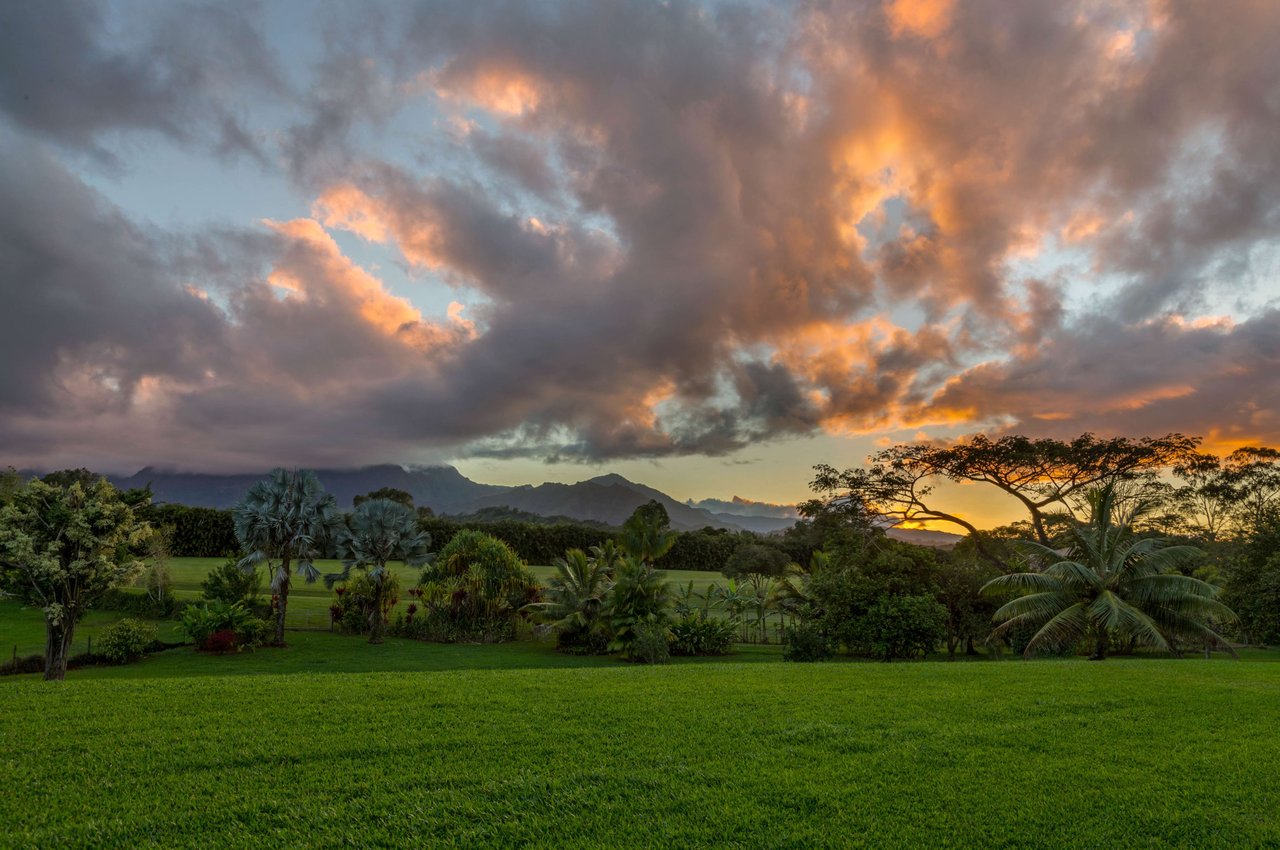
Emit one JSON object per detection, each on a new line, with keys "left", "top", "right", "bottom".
{"left": 621, "top": 502, "right": 677, "bottom": 567}
{"left": 234, "top": 468, "right": 343, "bottom": 646}
{"left": 525, "top": 547, "right": 614, "bottom": 651}
{"left": 326, "top": 499, "right": 432, "bottom": 644}
{"left": 984, "top": 482, "right": 1235, "bottom": 659}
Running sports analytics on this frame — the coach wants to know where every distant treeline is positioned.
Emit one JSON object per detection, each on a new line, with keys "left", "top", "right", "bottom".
{"left": 139, "top": 501, "right": 780, "bottom": 571}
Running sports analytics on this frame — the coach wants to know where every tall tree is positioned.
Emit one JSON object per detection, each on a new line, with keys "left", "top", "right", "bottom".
{"left": 621, "top": 500, "right": 677, "bottom": 567}
{"left": 811, "top": 433, "right": 1199, "bottom": 561}
{"left": 326, "top": 498, "right": 432, "bottom": 644}
{"left": 984, "top": 482, "right": 1234, "bottom": 660}
{"left": 0, "top": 478, "right": 151, "bottom": 679}
{"left": 234, "top": 469, "right": 342, "bottom": 646}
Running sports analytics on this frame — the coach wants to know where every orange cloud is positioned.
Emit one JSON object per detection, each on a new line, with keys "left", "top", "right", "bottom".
{"left": 886, "top": 0, "right": 954, "bottom": 39}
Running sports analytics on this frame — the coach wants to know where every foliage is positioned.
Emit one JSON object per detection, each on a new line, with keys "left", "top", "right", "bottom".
{"left": 525, "top": 547, "right": 614, "bottom": 653}
{"left": 200, "top": 558, "right": 263, "bottom": 607}
{"left": 933, "top": 551, "right": 1000, "bottom": 659}
{"left": 98, "top": 619, "right": 158, "bottom": 664}
{"left": 605, "top": 557, "right": 671, "bottom": 653}
{"left": 810, "top": 433, "right": 1200, "bottom": 566}
{"left": 353, "top": 487, "right": 414, "bottom": 509}
{"left": 669, "top": 611, "right": 735, "bottom": 656}
{"left": 621, "top": 500, "right": 677, "bottom": 566}
{"left": 625, "top": 621, "right": 671, "bottom": 664}
{"left": 849, "top": 594, "right": 947, "bottom": 661}
{"left": 0, "top": 477, "right": 151, "bottom": 679}
{"left": 330, "top": 571, "right": 403, "bottom": 637}
{"left": 414, "top": 530, "right": 539, "bottom": 642}
{"left": 180, "top": 601, "right": 266, "bottom": 653}
{"left": 138, "top": 504, "right": 238, "bottom": 557}
{"left": 327, "top": 499, "right": 431, "bottom": 643}
{"left": 783, "top": 622, "right": 832, "bottom": 662}
{"left": 985, "top": 482, "right": 1235, "bottom": 659}
{"left": 0, "top": 466, "right": 21, "bottom": 506}
{"left": 0, "top": 653, "right": 45, "bottom": 676}
{"left": 1220, "top": 513, "right": 1280, "bottom": 645}
{"left": 234, "top": 468, "right": 343, "bottom": 645}
{"left": 722, "top": 543, "right": 792, "bottom": 587}
{"left": 656, "top": 526, "right": 741, "bottom": 572}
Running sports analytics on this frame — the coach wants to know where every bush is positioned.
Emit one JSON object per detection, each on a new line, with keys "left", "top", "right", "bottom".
{"left": 0, "top": 653, "right": 45, "bottom": 676}
{"left": 200, "top": 559, "right": 263, "bottom": 607}
{"left": 180, "top": 601, "right": 266, "bottom": 653}
{"left": 626, "top": 621, "right": 670, "bottom": 664}
{"left": 330, "top": 572, "right": 401, "bottom": 636}
{"left": 784, "top": 622, "right": 832, "bottom": 662}
{"left": 414, "top": 530, "right": 540, "bottom": 643}
{"left": 99, "top": 619, "right": 158, "bottom": 664}
{"left": 669, "top": 612, "right": 736, "bottom": 656}
{"left": 851, "top": 594, "right": 948, "bottom": 661}
{"left": 98, "top": 587, "right": 183, "bottom": 619}
{"left": 606, "top": 559, "right": 671, "bottom": 653}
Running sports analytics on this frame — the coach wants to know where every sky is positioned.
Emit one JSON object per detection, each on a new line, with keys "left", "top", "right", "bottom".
{"left": 1, "top": 0, "right": 1279, "bottom": 527}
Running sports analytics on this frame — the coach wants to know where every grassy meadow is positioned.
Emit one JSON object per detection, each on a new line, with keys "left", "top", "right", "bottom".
{"left": 2, "top": 660, "right": 1278, "bottom": 848}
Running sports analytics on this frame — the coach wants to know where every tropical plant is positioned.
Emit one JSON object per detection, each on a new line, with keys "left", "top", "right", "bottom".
{"left": 233, "top": 468, "right": 343, "bottom": 646}
{"left": 326, "top": 498, "right": 431, "bottom": 644}
{"left": 180, "top": 600, "right": 266, "bottom": 652}
{"left": 985, "top": 482, "right": 1236, "bottom": 659}
{"left": 626, "top": 621, "right": 671, "bottom": 664}
{"left": 201, "top": 558, "right": 263, "bottom": 607}
{"left": 783, "top": 621, "right": 832, "bottom": 662}
{"left": 415, "top": 530, "right": 540, "bottom": 642}
{"left": 851, "top": 594, "right": 947, "bottom": 661}
{"left": 669, "top": 611, "right": 736, "bottom": 656}
{"left": 605, "top": 556, "right": 671, "bottom": 653}
{"left": 621, "top": 500, "right": 677, "bottom": 566}
{"left": 525, "top": 547, "right": 614, "bottom": 653}
{"left": 330, "top": 571, "right": 402, "bottom": 637}
{"left": 0, "top": 477, "right": 151, "bottom": 680}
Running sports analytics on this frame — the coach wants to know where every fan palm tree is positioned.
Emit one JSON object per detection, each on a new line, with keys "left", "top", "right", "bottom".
{"left": 234, "top": 468, "right": 343, "bottom": 646}
{"left": 525, "top": 547, "right": 615, "bottom": 650}
{"left": 984, "top": 482, "right": 1235, "bottom": 659}
{"left": 326, "top": 499, "right": 432, "bottom": 644}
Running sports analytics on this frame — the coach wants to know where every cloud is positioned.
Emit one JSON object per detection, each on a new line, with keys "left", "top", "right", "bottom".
{"left": 0, "top": 0, "right": 283, "bottom": 163}
{"left": 2, "top": 0, "right": 1280, "bottom": 473}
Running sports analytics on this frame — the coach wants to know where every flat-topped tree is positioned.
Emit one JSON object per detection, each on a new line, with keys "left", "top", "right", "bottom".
{"left": 326, "top": 498, "right": 432, "bottom": 644}
{"left": 234, "top": 469, "right": 342, "bottom": 646}
{"left": 0, "top": 478, "right": 151, "bottom": 680}
{"left": 811, "top": 433, "right": 1200, "bottom": 561}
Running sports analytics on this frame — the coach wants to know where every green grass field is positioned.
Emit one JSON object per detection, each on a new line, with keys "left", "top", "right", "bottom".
{"left": 2, "top": 660, "right": 1278, "bottom": 847}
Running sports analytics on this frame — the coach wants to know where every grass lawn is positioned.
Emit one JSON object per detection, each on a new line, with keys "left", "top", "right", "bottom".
{"left": 2, "top": 659, "right": 1278, "bottom": 847}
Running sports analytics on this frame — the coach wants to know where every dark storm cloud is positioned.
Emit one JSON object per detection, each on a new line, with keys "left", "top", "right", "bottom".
{"left": 2, "top": 0, "right": 1280, "bottom": 472}
{"left": 0, "top": 0, "right": 283, "bottom": 164}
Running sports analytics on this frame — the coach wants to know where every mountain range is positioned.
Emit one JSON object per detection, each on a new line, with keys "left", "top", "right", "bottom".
{"left": 30, "top": 463, "right": 960, "bottom": 546}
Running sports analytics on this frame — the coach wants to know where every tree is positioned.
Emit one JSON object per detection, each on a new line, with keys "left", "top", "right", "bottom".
{"left": 722, "top": 543, "right": 792, "bottom": 591}
{"left": 40, "top": 468, "right": 105, "bottom": 491}
{"left": 985, "top": 482, "right": 1235, "bottom": 659}
{"left": 933, "top": 549, "right": 999, "bottom": 659}
{"left": 526, "top": 547, "right": 615, "bottom": 653}
{"left": 326, "top": 499, "right": 432, "bottom": 643}
{"left": 353, "top": 487, "right": 414, "bottom": 509}
{"left": 0, "top": 467, "right": 22, "bottom": 506}
{"left": 1220, "top": 513, "right": 1280, "bottom": 645}
{"left": 1221, "top": 448, "right": 1280, "bottom": 534}
{"left": 233, "top": 469, "right": 343, "bottom": 646}
{"left": 416, "top": 530, "right": 540, "bottom": 641}
{"left": 810, "top": 432, "right": 1199, "bottom": 566}
{"left": 606, "top": 556, "right": 671, "bottom": 655}
{"left": 0, "top": 478, "right": 151, "bottom": 680}
{"left": 621, "top": 500, "right": 677, "bottom": 566}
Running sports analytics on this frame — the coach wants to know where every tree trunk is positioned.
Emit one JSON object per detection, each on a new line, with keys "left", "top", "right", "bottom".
{"left": 965, "top": 636, "right": 977, "bottom": 656}
{"left": 369, "top": 578, "right": 386, "bottom": 645}
{"left": 274, "top": 558, "right": 291, "bottom": 647}
{"left": 44, "top": 618, "right": 75, "bottom": 681}
{"left": 1089, "top": 630, "right": 1108, "bottom": 661}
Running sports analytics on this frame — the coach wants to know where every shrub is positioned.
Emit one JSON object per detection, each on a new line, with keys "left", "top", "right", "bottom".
{"left": 200, "top": 558, "right": 263, "bottom": 607}
{"left": 330, "top": 572, "right": 401, "bottom": 636}
{"left": 98, "top": 588, "right": 182, "bottom": 619}
{"left": 669, "top": 612, "right": 736, "bottom": 656}
{"left": 784, "top": 622, "right": 832, "bottom": 662}
{"left": 851, "top": 594, "right": 948, "bottom": 661}
{"left": 626, "top": 621, "right": 670, "bottom": 664}
{"left": 414, "top": 530, "right": 540, "bottom": 643}
{"left": 606, "top": 558, "right": 671, "bottom": 653}
{"left": 0, "top": 653, "right": 45, "bottom": 676}
{"left": 99, "top": 618, "right": 158, "bottom": 664}
{"left": 180, "top": 601, "right": 266, "bottom": 653}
